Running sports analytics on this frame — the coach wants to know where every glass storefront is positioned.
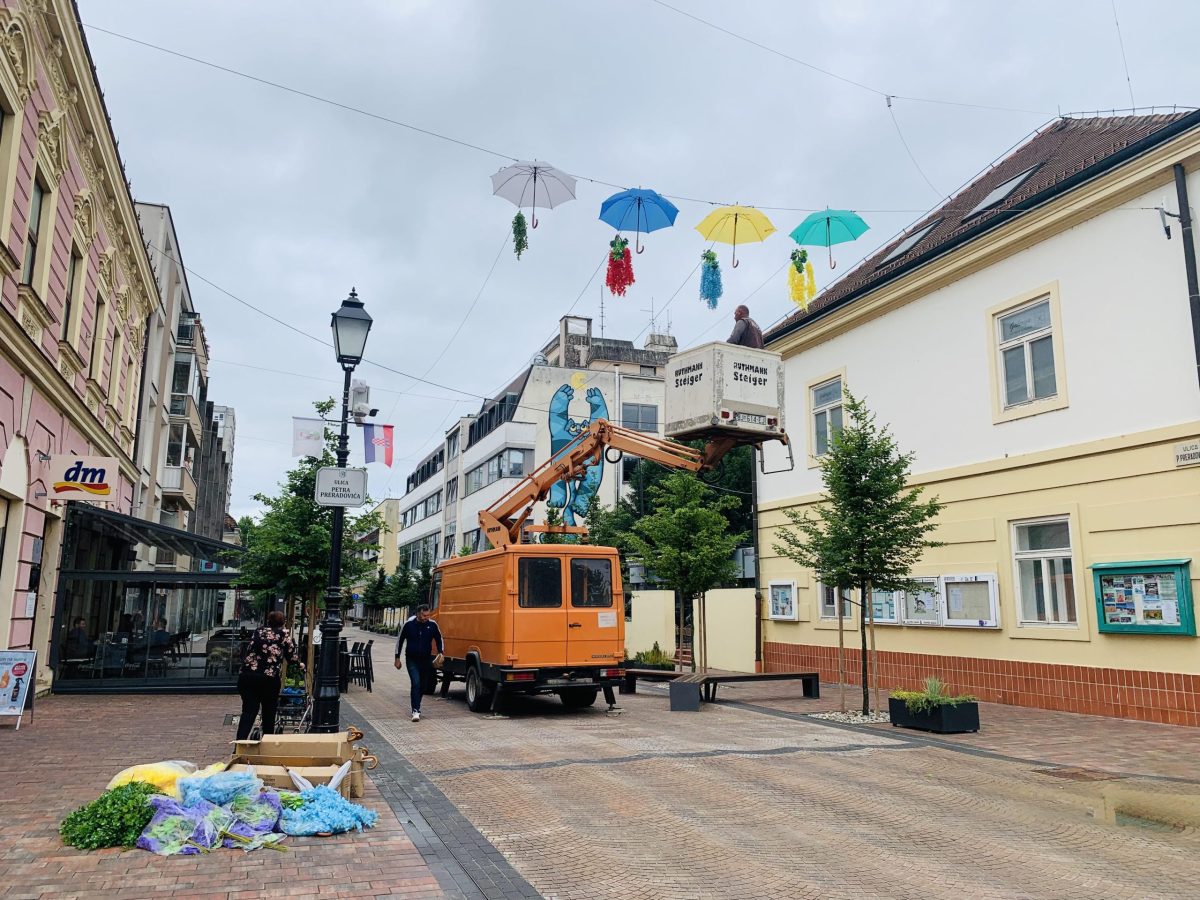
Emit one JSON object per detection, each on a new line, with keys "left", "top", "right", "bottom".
{"left": 51, "top": 502, "right": 248, "bottom": 692}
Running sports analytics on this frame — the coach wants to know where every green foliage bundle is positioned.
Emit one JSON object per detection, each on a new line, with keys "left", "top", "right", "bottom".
{"left": 512, "top": 212, "right": 529, "bottom": 259}
{"left": 60, "top": 781, "right": 156, "bottom": 850}
{"left": 891, "top": 676, "right": 976, "bottom": 715}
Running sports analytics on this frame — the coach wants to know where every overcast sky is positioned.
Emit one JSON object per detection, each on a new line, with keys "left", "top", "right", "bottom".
{"left": 79, "top": 0, "right": 1198, "bottom": 519}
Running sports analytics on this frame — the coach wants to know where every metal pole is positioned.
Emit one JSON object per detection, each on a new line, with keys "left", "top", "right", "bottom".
{"left": 1172, "top": 163, "right": 1200, "bottom": 393}
{"left": 311, "top": 365, "right": 353, "bottom": 732}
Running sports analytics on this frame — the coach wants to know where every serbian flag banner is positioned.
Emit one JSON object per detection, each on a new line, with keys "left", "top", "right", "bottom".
{"left": 363, "top": 424, "right": 394, "bottom": 467}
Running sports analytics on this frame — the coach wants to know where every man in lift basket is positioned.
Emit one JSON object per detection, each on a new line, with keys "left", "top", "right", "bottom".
{"left": 727, "top": 304, "right": 764, "bottom": 348}
{"left": 394, "top": 604, "right": 444, "bottom": 722}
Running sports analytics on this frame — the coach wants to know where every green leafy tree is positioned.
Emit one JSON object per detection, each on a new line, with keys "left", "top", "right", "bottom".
{"left": 236, "top": 399, "right": 383, "bottom": 617}
{"left": 540, "top": 505, "right": 573, "bottom": 544}
{"left": 386, "top": 559, "right": 417, "bottom": 615}
{"left": 773, "top": 391, "right": 943, "bottom": 715}
{"left": 414, "top": 553, "right": 435, "bottom": 607}
{"left": 360, "top": 568, "right": 386, "bottom": 623}
{"left": 625, "top": 473, "right": 747, "bottom": 671}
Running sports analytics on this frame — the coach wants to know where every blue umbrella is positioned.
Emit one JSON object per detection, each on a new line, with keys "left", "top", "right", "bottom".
{"left": 598, "top": 188, "right": 679, "bottom": 253}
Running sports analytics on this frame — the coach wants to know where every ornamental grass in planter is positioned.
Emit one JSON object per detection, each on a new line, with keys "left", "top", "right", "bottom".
{"left": 889, "top": 677, "right": 979, "bottom": 734}
{"left": 630, "top": 642, "right": 676, "bottom": 671}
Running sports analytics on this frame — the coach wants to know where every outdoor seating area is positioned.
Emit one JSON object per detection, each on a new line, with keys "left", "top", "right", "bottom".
{"left": 621, "top": 668, "right": 821, "bottom": 709}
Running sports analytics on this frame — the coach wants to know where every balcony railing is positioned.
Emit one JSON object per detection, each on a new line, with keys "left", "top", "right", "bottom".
{"left": 169, "top": 392, "right": 203, "bottom": 442}
{"left": 162, "top": 465, "right": 197, "bottom": 510}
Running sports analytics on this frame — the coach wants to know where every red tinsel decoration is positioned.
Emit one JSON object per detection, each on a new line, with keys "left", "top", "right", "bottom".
{"left": 605, "top": 238, "right": 635, "bottom": 297}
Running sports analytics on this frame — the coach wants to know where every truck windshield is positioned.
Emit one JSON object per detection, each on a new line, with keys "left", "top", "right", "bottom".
{"left": 518, "top": 558, "right": 562, "bottom": 608}
{"left": 570, "top": 558, "right": 613, "bottom": 607}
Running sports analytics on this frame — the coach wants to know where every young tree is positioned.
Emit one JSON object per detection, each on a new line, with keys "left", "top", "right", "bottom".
{"left": 624, "top": 473, "right": 747, "bottom": 672}
{"left": 414, "top": 553, "right": 435, "bottom": 608}
{"left": 236, "top": 399, "right": 383, "bottom": 622}
{"left": 773, "top": 392, "right": 942, "bottom": 715}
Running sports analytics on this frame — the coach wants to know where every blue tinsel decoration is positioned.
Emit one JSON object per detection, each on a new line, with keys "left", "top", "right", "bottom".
{"left": 699, "top": 250, "right": 723, "bottom": 309}
{"left": 280, "top": 784, "right": 378, "bottom": 836}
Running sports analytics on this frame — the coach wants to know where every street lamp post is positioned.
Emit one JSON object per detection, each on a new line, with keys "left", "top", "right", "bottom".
{"left": 312, "top": 288, "right": 372, "bottom": 733}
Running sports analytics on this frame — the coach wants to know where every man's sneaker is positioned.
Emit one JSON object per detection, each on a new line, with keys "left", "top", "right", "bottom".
{"left": 411, "top": 711, "right": 420, "bottom": 722}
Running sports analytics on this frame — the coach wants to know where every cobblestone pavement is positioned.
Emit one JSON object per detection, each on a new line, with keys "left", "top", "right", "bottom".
{"left": 347, "top": 628, "right": 1200, "bottom": 900}
{"left": 0, "top": 693, "right": 441, "bottom": 900}
{"left": 722, "top": 680, "right": 1200, "bottom": 781}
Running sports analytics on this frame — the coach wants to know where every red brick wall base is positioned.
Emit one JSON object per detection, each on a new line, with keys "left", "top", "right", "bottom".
{"left": 764, "top": 641, "right": 1200, "bottom": 726}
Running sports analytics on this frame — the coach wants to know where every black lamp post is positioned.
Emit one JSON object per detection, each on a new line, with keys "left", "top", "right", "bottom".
{"left": 311, "top": 288, "right": 372, "bottom": 733}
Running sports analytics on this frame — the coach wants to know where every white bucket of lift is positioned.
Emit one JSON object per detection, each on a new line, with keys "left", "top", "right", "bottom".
{"left": 664, "top": 342, "right": 786, "bottom": 442}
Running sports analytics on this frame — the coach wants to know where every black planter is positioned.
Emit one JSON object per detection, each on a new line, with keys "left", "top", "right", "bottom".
{"left": 889, "top": 697, "right": 979, "bottom": 733}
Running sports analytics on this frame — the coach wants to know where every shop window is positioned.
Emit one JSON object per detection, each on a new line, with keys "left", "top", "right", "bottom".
{"left": 811, "top": 377, "right": 843, "bottom": 457}
{"left": 900, "top": 578, "right": 940, "bottom": 625}
{"left": 939, "top": 574, "right": 1000, "bottom": 628}
{"left": 519, "top": 557, "right": 562, "bottom": 608}
{"left": 818, "top": 582, "right": 853, "bottom": 619}
{"left": 1013, "top": 517, "right": 1076, "bottom": 625}
{"left": 570, "top": 558, "right": 613, "bottom": 607}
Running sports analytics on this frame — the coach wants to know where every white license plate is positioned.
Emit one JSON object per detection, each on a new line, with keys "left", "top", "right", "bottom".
{"left": 546, "top": 678, "right": 585, "bottom": 686}
{"left": 734, "top": 413, "right": 766, "bottom": 425}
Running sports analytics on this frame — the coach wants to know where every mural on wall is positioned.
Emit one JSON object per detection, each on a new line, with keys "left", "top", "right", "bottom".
{"left": 547, "top": 373, "right": 608, "bottom": 526}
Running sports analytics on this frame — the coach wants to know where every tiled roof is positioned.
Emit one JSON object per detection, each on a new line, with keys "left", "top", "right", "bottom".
{"left": 766, "top": 110, "right": 1200, "bottom": 343}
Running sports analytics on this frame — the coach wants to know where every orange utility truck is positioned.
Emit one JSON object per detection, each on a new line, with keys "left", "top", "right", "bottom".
{"left": 434, "top": 343, "right": 791, "bottom": 713}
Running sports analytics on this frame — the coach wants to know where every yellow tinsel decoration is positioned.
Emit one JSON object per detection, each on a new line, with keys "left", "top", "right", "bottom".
{"left": 787, "top": 251, "right": 818, "bottom": 309}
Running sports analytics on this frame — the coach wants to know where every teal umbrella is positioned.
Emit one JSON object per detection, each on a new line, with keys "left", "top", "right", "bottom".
{"left": 789, "top": 209, "right": 870, "bottom": 269}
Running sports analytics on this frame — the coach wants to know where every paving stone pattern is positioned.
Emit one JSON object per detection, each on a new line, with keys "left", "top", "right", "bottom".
{"left": 347, "top": 627, "right": 1200, "bottom": 900}
{"left": 0, "top": 693, "right": 441, "bottom": 899}
{"left": 347, "top": 704, "right": 540, "bottom": 900}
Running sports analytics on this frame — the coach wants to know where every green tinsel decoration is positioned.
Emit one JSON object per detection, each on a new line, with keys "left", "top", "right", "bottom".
{"left": 790, "top": 247, "right": 809, "bottom": 272}
{"left": 512, "top": 211, "right": 529, "bottom": 260}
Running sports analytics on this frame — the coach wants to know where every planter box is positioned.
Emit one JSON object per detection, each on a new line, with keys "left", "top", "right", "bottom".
{"left": 631, "top": 662, "right": 676, "bottom": 671}
{"left": 888, "top": 697, "right": 979, "bottom": 734}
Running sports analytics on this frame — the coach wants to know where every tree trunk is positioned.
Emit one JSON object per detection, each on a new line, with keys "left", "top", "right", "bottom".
{"left": 700, "top": 592, "right": 708, "bottom": 673}
{"left": 836, "top": 589, "right": 846, "bottom": 713}
{"left": 867, "top": 578, "right": 880, "bottom": 715}
{"left": 860, "top": 581, "right": 869, "bottom": 716}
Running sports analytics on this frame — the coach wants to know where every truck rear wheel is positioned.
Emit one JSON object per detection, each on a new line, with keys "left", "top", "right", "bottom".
{"left": 559, "top": 687, "right": 599, "bottom": 709}
{"left": 466, "top": 665, "right": 495, "bottom": 713}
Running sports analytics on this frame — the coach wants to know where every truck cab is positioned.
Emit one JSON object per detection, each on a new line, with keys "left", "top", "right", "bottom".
{"left": 433, "top": 543, "right": 626, "bottom": 712}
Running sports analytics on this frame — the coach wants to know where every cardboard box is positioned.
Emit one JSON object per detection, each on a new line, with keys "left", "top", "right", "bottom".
{"left": 229, "top": 730, "right": 363, "bottom": 798}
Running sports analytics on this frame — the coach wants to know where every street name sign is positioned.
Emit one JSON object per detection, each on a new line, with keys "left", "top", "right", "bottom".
{"left": 314, "top": 467, "right": 368, "bottom": 507}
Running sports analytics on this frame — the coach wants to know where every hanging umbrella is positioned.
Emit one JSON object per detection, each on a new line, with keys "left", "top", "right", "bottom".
{"left": 694, "top": 205, "right": 776, "bottom": 267}
{"left": 789, "top": 209, "right": 870, "bottom": 269}
{"left": 598, "top": 188, "right": 679, "bottom": 253}
{"left": 490, "top": 160, "right": 577, "bottom": 228}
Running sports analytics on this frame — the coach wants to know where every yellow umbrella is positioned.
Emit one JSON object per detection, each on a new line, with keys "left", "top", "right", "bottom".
{"left": 694, "top": 205, "right": 776, "bottom": 267}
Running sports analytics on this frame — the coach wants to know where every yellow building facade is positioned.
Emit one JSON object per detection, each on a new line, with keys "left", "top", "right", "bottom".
{"left": 758, "top": 112, "right": 1200, "bottom": 725}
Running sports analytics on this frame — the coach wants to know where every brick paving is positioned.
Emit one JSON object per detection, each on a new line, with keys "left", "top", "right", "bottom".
{"left": 0, "top": 692, "right": 441, "bottom": 900}
{"left": 346, "top": 627, "right": 1200, "bottom": 900}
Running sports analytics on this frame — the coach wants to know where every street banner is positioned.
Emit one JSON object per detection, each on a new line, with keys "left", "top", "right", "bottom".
{"left": 363, "top": 424, "right": 394, "bottom": 467}
{"left": 48, "top": 456, "right": 118, "bottom": 500}
{"left": 0, "top": 650, "right": 36, "bottom": 729}
{"left": 292, "top": 418, "right": 325, "bottom": 457}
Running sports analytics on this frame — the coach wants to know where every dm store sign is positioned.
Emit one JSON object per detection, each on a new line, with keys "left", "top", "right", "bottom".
{"left": 48, "top": 456, "right": 119, "bottom": 500}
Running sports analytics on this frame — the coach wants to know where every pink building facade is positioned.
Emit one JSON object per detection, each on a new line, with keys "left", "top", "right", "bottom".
{"left": 0, "top": 0, "right": 157, "bottom": 689}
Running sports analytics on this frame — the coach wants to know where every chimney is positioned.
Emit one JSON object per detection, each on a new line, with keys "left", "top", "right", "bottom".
{"left": 645, "top": 332, "right": 677, "bottom": 354}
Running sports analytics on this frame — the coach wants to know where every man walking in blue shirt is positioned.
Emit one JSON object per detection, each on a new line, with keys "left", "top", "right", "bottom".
{"left": 394, "top": 604, "right": 444, "bottom": 722}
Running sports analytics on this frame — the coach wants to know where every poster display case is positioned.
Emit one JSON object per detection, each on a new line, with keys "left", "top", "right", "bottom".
{"left": 1091, "top": 560, "right": 1195, "bottom": 635}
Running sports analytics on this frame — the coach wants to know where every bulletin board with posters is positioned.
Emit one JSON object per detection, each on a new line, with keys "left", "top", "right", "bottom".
{"left": 1092, "top": 560, "right": 1195, "bottom": 635}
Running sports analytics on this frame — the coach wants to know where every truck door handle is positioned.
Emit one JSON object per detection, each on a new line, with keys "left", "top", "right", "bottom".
{"left": 568, "top": 622, "right": 582, "bottom": 628}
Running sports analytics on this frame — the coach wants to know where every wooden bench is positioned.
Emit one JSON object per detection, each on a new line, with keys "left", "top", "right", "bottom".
{"left": 698, "top": 671, "right": 820, "bottom": 702}
{"left": 620, "top": 668, "right": 684, "bottom": 694}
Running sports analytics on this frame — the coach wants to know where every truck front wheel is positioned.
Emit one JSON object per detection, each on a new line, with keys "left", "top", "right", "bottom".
{"left": 559, "top": 687, "right": 599, "bottom": 709}
{"left": 466, "top": 665, "right": 495, "bottom": 713}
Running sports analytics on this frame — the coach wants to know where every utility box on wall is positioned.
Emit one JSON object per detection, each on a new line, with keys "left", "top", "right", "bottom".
{"left": 664, "top": 342, "right": 786, "bottom": 442}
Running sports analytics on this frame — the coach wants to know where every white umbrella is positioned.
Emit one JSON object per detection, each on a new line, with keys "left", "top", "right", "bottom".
{"left": 491, "top": 160, "right": 577, "bottom": 227}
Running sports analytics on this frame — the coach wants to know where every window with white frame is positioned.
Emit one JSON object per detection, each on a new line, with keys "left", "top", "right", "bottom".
{"left": 940, "top": 574, "right": 999, "bottom": 627}
{"left": 446, "top": 430, "right": 459, "bottom": 460}
{"left": 622, "top": 403, "right": 658, "bottom": 433}
{"left": 811, "top": 378, "right": 843, "bottom": 457}
{"left": 21, "top": 177, "right": 45, "bottom": 287}
{"left": 818, "top": 582, "right": 853, "bottom": 619}
{"left": 443, "top": 524, "right": 457, "bottom": 559}
{"left": 901, "top": 578, "right": 940, "bottom": 625}
{"left": 62, "top": 250, "right": 81, "bottom": 342}
{"left": 997, "top": 299, "right": 1056, "bottom": 408}
{"left": 1013, "top": 517, "right": 1076, "bottom": 625}
{"left": 870, "top": 587, "right": 899, "bottom": 624}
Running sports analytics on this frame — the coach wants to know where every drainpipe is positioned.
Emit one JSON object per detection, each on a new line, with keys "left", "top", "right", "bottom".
{"left": 1173, "top": 163, "right": 1200, "bottom": 393}
{"left": 752, "top": 447, "right": 763, "bottom": 673}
